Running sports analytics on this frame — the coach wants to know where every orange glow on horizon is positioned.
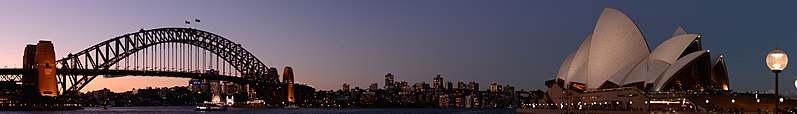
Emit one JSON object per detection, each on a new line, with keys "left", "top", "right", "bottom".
{"left": 81, "top": 76, "right": 191, "bottom": 93}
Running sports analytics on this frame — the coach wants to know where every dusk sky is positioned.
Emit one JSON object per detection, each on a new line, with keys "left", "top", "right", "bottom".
{"left": 2, "top": 1, "right": 797, "bottom": 95}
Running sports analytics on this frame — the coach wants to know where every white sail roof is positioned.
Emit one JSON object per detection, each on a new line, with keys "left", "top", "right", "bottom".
{"left": 551, "top": 8, "right": 726, "bottom": 92}
{"left": 587, "top": 8, "right": 650, "bottom": 89}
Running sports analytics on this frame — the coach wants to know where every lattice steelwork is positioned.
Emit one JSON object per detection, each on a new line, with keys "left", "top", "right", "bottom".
{"left": 55, "top": 28, "right": 278, "bottom": 99}
{"left": 0, "top": 69, "right": 23, "bottom": 81}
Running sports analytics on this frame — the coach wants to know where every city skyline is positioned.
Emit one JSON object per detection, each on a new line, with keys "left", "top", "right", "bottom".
{"left": 3, "top": 1, "right": 797, "bottom": 96}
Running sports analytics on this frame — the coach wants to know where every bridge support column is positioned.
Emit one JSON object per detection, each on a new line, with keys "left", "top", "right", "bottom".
{"left": 36, "top": 40, "right": 58, "bottom": 97}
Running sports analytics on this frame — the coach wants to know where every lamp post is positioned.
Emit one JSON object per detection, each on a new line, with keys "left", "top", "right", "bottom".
{"left": 562, "top": 88, "right": 570, "bottom": 113}
{"left": 767, "top": 49, "right": 788, "bottom": 112}
{"left": 705, "top": 100, "right": 710, "bottom": 113}
{"left": 756, "top": 90, "right": 760, "bottom": 111}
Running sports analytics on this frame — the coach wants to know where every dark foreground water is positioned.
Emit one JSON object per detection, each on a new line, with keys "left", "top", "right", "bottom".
{"left": 2, "top": 106, "right": 515, "bottom": 114}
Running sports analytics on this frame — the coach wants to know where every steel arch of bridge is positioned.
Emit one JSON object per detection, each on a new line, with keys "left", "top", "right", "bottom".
{"left": 56, "top": 28, "right": 277, "bottom": 96}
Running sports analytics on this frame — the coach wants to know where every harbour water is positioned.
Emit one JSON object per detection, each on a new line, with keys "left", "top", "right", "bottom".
{"left": 6, "top": 106, "right": 515, "bottom": 114}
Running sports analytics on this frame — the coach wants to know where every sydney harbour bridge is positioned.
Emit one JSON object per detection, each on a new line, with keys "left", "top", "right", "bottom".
{"left": 0, "top": 27, "right": 282, "bottom": 103}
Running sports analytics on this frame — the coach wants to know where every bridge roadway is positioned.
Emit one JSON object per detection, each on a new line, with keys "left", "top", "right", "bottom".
{"left": 0, "top": 68, "right": 254, "bottom": 83}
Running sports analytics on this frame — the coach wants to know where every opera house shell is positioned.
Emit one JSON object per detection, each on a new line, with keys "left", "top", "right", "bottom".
{"left": 546, "top": 8, "right": 729, "bottom": 93}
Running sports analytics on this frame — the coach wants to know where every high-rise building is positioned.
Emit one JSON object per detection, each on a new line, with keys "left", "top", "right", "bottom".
{"left": 36, "top": 40, "right": 57, "bottom": 97}
{"left": 220, "top": 81, "right": 241, "bottom": 94}
{"left": 490, "top": 83, "right": 501, "bottom": 93}
{"left": 342, "top": 83, "right": 350, "bottom": 92}
{"left": 433, "top": 75, "right": 443, "bottom": 90}
{"left": 188, "top": 78, "right": 206, "bottom": 93}
{"left": 468, "top": 82, "right": 479, "bottom": 91}
{"left": 369, "top": 83, "right": 379, "bottom": 92}
{"left": 445, "top": 81, "right": 453, "bottom": 91}
{"left": 413, "top": 83, "right": 423, "bottom": 92}
{"left": 503, "top": 85, "right": 515, "bottom": 93}
{"left": 398, "top": 81, "right": 408, "bottom": 88}
{"left": 283, "top": 67, "right": 295, "bottom": 103}
{"left": 457, "top": 82, "right": 466, "bottom": 90}
{"left": 209, "top": 80, "right": 221, "bottom": 95}
{"left": 384, "top": 73, "right": 394, "bottom": 90}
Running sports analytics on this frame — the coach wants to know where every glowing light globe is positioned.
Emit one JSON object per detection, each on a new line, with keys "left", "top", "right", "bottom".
{"left": 767, "top": 49, "right": 788, "bottom": 71}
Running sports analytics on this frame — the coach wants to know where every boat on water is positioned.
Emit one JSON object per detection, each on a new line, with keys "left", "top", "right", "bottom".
{"left": 195, "top": 104, "right": 227, "bottom": 111}
{"left": 195, "top": 92, "right": 234, "bottom": 111}
{"left": 284, "top": 104, "right": 299, "bottom": 109}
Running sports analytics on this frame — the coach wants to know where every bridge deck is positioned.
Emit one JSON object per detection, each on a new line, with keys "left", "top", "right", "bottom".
{"left": 0, "top": 68, "right": 254, "bottom": 83}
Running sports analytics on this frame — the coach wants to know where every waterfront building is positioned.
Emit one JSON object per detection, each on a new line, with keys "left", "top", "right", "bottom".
{"left": 188, "top": 78, "right": 210, "bottom": 94}
{"left": 545, "top": 8, "right": 731, "bottom": 111}
{"left": 457, "top": 82, "right": 466, "bottom": 90}
{"left": 317, "top": 72, "right": 530, "bottom": 108}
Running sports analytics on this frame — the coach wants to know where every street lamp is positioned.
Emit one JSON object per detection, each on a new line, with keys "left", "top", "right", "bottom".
{"left": 705, "top": 100, "right": 710, "bottom": 112}
{"left": 794, "top": 79, "right": 797, "bottom": 89}
{"left": 757, "top": 98, "right": 761, "bottom": 111}
{"left": 767, "top": 49, "right": 788, "bottom": 112}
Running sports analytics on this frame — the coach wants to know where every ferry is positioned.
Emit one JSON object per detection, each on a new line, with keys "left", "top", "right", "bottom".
{"left": 194, "top": 104, "right": 227, "bottom": 111}
{"left": 284, "top": 104, "right": 299, "bottom": 109}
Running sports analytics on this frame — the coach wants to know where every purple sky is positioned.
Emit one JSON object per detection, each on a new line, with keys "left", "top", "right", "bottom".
{"left": 1, "top": 0, "right": 551, "bottom": 92}
{"left": 3, "top": 1, "right": 797, "bottom": 96}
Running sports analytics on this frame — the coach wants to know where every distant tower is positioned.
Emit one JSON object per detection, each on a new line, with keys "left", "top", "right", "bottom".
{"left": 282, "top": 66, "right": 295, "bottom": 103}
{"left": 384, "top": 73, "right": 394, "bottom": 90}
{"left": 22, "top": 44, "right": 39, "bottom": 96}
{"left": 433, "top": 75, "right": 443, "bottom": 91}
{"left": 36, "top": 40, "right": 57, "bottom": 97}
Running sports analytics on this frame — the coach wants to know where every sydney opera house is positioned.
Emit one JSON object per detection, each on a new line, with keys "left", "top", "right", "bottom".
{"left": 543, "top": 8, "right": 732, "bottom": 111}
